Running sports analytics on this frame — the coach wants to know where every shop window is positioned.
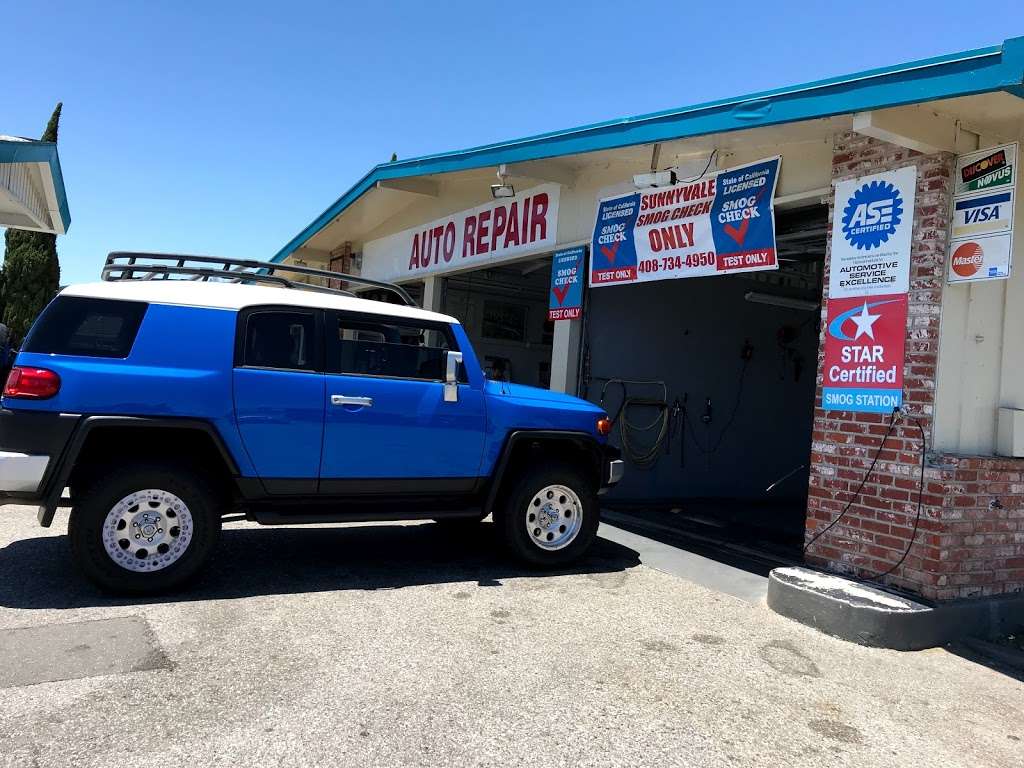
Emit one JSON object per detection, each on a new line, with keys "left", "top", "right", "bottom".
{"left": 482, "top": 300, "right": 528, "bottom": 343}
{"left": 329, "top": 314, "right": 455, "bottom": 381}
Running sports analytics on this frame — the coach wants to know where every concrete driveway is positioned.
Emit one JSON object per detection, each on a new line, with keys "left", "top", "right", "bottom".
{"left": 0, "top": 505, "right": 1021, "bottom": 768}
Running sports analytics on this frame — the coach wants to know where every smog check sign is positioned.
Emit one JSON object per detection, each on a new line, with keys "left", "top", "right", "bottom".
{"left": 548, "top": 246, "right": 585, "bottom": 321}
{"left": 589, "top": 157, "right": 781, "bottom": 287}
{"left": 822, "top": 294, "right": 908, "bottom": 414}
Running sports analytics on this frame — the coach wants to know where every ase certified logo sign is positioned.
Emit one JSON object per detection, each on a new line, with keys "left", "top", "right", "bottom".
{"left": 841, "top": 179, "right": 904, "bottom": 250}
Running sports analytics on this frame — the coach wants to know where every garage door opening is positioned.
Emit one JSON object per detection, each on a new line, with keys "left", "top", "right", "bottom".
{"left": 440, "top": 256, "right": 555, "bottom": 388}
{"left": 583, "top": 205, "right": 827, "bottom": 561}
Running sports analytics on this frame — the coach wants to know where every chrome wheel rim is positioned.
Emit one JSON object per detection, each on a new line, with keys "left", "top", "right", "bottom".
{"left": 101, "top": 489, "right": 194, "bottom": 572}
{"left": 526, "top": 484, "right": 583, "bottom": 551}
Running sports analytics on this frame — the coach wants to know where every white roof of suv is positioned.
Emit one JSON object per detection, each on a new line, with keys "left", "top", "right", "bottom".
{"left": 61, "top": 280, "right": 458, "bottom": 324}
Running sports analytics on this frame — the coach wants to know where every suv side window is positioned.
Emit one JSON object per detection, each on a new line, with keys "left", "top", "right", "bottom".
{"left": 22, "top": 296, "right": 148, "bottom": 358}
{"left": 240, "top": 310, "right": 318, "bottom": 371}
{"left": 327, "top": 312, "right": 457, "bottom": 381}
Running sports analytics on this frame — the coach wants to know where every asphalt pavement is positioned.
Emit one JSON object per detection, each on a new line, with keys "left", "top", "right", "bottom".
{"left": 0, "top": 505, "right": 1021, "bottom": 768}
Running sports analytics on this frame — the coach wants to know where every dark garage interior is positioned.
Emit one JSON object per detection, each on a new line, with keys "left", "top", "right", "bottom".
{"left": 582, "top": 205, "right": 828, "bottom": 562}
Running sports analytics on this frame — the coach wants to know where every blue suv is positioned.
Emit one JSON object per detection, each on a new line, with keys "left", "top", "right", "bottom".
{"left": 0, "top": 253, "right": 622, "bottom": 593}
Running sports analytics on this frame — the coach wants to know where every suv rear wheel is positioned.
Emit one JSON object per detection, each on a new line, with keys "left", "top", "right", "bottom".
{"left": 69, "top": 462, "right": 222, "bottom": 594}
{"left": 497, "top": 463, "right": 598, "bottom": 567}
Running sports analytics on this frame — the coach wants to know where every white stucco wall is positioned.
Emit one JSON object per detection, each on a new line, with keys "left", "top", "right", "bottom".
{"left": 934, "top": 132, "right": 1024, "bottom": 456}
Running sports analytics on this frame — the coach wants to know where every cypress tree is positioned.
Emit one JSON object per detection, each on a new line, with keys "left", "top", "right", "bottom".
{"left": 2, "top": 102, "right": 63, "bottom": 341}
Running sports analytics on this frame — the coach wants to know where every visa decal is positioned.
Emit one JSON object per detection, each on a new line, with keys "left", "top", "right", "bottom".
{"left": 951, "top": 191, "right": 1013, "bottom": 239}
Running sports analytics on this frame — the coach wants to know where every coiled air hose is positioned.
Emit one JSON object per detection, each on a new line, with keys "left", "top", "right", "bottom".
{"left": 619, "top": 397, "right": 670, "bottom": 468}
{"left": 599, "top": 379, "right": 671, "bottom": 469}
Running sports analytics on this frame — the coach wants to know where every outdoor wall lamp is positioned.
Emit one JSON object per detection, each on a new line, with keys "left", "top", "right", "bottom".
{"left": 491, "top": 164, "right": 515, "bottom": 198}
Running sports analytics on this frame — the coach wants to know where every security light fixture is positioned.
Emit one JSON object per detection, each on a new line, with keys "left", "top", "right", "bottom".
{"left": 632, "top": 170, "right": 677, "bottom": 189}
{"left": 491, "top": 164, "right": 515, "bottom": 199}
{"left": 744, "top": 291, "right": 820, "bottom": 312}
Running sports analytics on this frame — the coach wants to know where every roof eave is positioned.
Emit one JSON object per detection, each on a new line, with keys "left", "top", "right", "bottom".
{"left": 272, "top": 35, "right": 1024, "bottom": 264}
{"left": 0, "top": 139, "right": 71, "bottom": 234}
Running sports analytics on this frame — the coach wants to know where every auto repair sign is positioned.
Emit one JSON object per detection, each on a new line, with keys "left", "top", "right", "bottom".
{"left": 822, "top": 293, "right": 908, "bottom": 414}
{"left": 589, "top": 157, "right": 781, "bottom": 287}
{"left": 828, "top": 166, "right": 917, "bottom": 298}
{"left": 361, "top": 184, "right": 560, "bottom": 283}
{"left": 548, "top": 246, "right": 585, "bottom": 321}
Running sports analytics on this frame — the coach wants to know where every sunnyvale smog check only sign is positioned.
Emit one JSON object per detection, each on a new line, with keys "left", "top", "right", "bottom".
{"left": 823, "top": 166, "right": 917, "bottom": 414}
{"left": 589, "top": 157, "right": 781, "bottom": 287}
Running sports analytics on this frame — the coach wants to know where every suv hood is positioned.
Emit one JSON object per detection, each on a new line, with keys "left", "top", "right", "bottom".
{"left": 484, "top": 380, "right": 603, "bottom": 413}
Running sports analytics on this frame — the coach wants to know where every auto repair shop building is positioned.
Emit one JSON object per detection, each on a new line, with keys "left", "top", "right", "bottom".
{"left": 274, "top": 38, "right": 1024, "bottom": 602}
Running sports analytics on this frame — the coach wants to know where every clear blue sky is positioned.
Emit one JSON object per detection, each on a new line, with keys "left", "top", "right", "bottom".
{"left": 4, "top": 1, "right": 1020, "bottom": 284}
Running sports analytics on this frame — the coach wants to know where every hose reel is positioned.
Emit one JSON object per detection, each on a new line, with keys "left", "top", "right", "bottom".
{"left": 599, "top": 379, "right": 670, "bottom": 469}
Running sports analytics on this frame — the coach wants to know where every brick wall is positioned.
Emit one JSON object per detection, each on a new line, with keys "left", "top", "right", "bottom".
{"left": 925, "top": 453, "right": 1024, "bottom": 598}
{"left": 803, "top": 131, "right": 1024, "bottom": 599}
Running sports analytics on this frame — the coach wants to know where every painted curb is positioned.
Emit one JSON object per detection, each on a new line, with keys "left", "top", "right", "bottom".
{"left": 767, "top": 566, "right": 1024, "bottom": 651}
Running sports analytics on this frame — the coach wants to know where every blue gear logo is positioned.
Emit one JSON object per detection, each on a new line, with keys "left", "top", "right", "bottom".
{"left": 841, "top": 180, "right": 903, "bottom": 250}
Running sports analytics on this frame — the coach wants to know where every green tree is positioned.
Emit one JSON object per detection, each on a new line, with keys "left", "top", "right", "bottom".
{"left": 2, "top": 102, "right": 62, "bottom": 341}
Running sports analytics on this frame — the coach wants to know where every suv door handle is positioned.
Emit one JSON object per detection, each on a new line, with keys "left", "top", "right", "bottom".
{"left": 330, "top": 395, "right": 373, "bottom": 407}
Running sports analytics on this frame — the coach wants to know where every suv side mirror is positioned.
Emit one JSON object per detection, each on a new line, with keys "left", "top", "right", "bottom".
{"left": 444, "top": 351, "right": 463, "bottom": 402}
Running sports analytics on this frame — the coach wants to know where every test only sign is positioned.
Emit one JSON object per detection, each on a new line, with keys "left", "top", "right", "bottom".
{"left": 548, "top": 246, "right": 585, "bottom": 321}
{"left": 947, "top": 142, "right": 1017, "bottom": 283}
{"left": 823, "top": 165, "right": 917, "bottom": 413}
{"left": 589, "top": 157, "right": 781, "bottom": 287}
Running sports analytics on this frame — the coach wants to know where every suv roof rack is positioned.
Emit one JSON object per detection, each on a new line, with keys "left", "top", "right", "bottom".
{"left": 102, "top": 252, "right": 416, "bottom": 306}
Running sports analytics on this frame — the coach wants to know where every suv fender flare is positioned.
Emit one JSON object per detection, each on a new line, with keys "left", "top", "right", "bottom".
{"left": 38, "top": 416, "right": 240, "bottom": 527}
{"left": 485, "top": 430, "right": 610, "bottom": 514}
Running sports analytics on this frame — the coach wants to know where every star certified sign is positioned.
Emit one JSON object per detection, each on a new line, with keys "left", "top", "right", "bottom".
{"left": 822, "top": 294, "right": 908, "bottom": 414}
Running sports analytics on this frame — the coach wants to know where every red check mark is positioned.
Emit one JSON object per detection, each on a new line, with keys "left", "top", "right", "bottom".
{"left": 552, "top": 284, "right": 570, "bottom": 305}
{"left": 600, "top": 240, "right": 620, "bottom": 264}
{"left": 723, "top": 217, "right": 750, "bottom": 246}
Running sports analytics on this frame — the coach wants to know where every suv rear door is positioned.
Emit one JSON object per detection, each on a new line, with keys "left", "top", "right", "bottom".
{"left": 232, "top": 307, "right": 324, "bottom": 494}
{"left": 319, "top": 310, "right": 486, "bottom": 493}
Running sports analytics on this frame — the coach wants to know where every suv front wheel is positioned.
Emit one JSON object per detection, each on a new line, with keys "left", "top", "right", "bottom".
{"left": 497, "top": 463, "right": 599, "bottom": 567}
{"left": 69, "top": 462, "right": 222, "bottom": 594}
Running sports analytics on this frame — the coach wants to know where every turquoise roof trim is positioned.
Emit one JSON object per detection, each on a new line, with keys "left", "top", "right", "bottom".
{"left": 0, "top": 138, "right": 71, "bottom": 233}
{"left": 273, "top": 36, "right": 1024, "bottom": 264}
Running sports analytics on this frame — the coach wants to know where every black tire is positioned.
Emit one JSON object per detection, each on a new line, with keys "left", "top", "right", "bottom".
{"left": 496, "top": 463, "right": 599, "bottom": 567}
{"left": 69, "top": 462, "right": 222, "bottom": 594}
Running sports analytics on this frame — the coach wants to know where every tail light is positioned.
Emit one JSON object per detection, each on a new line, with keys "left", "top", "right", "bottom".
{"left": 3, "top": 366, "right": 61, "bottom": 399}
{"left": 596, "top": 417, "right": 613, "bottom": 436}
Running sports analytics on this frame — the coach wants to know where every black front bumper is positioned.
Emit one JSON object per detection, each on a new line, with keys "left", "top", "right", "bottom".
{"left": 599, "top": 444, "right": 624, "bottom": 494}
